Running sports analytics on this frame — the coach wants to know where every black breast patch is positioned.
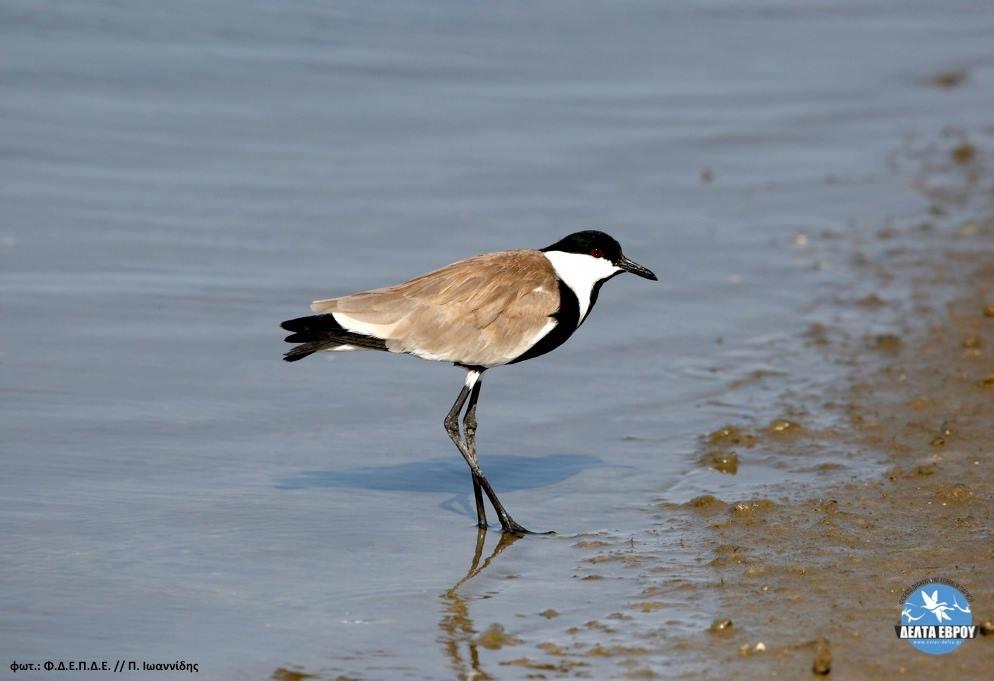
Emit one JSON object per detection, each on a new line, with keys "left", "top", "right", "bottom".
{"left": 508, "top": 279, "right": 581, "bottom": 365}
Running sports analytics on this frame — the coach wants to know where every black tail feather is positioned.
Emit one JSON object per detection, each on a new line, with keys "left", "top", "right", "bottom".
{"left": 283, "top": 342, "right": 327, "bottom": 362}
{"left": 280, "top": 313, "right": 388, "bottom": 362}
{"left": 281, "top": 313, "right": 344, "bottom": 335}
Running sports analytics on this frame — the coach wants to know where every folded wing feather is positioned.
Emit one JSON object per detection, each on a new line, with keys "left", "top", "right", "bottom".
{"left": 309, "top": 250, "right": 560, "bottom": 367}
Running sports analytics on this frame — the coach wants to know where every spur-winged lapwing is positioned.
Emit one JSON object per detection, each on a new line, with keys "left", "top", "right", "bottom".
{"left": 281, "top": 230, "right": 656, "bottom": 534}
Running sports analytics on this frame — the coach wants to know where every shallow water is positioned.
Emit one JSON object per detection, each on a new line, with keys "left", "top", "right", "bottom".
{"left": 2, "top": 1, "right": 993, "bottom": 678}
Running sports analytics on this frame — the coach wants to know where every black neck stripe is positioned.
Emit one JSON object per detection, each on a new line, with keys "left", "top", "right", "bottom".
{"left": 508, "top": 279, "right": 581, "bottom": 365}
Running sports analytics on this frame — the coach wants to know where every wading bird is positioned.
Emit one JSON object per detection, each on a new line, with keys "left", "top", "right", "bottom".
{"left": 281, "top": 230, "right": 656, "bottom": 534}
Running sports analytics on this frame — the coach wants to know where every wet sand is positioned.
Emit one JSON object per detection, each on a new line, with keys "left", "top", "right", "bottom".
{"left": 663, "top": 259, "right": 994, "bottom": 678}
{"left": 663, "top": 135, "right": 994, "bottom": 680}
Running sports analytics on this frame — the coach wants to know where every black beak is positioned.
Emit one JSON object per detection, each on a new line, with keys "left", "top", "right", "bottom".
{"left": 617, "top": 255, "right": 657, "bottom": 281}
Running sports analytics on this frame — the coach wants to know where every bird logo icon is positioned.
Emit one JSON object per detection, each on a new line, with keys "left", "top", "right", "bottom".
{"left": 919, "top": 590, "right": 954, "bottom": 623}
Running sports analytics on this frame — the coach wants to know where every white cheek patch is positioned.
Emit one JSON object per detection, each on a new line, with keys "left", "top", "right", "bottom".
{"left": 542, "top": 251, "right": 621, "bottom": 322}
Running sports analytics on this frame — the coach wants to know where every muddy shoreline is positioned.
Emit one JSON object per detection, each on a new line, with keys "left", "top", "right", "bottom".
{"left": 657, "top": 137, "right": 994, "bottom": 678}
{"left": 665, "top": 255, "right": 994, "bottom": 678}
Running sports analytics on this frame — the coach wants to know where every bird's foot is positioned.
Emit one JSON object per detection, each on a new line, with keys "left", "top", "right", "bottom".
{"left": 500, "top": 519, "right": 554, "bottom": 536}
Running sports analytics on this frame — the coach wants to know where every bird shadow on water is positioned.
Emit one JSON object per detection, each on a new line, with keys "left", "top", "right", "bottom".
{"left": 275, "top": 453, "right": 608, "bottom": 521}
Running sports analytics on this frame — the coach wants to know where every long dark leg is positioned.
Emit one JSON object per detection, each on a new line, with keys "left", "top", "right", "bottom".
{"left": 445, "top": 371, "right": 541, "bottom": 536}
{"left": 444, "top": 381, "right": 488, "bottom": 529}
{"left": 476, "top": 476, "right": 536, "bottom": 535}
{"left": 464, "top": 377, "right": 536, "bottom": 534}
{"left": 462, "top": 380, "right": 487, "bottom": 529}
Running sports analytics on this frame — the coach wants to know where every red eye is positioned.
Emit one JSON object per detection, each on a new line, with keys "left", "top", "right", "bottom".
{"left": 590, "top": 248, "right": 602, "bottom": 258}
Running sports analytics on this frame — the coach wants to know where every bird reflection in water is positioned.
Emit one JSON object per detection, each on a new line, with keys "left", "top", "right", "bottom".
{"left": 439, "top": 529, "right": 523, "bottom": 680}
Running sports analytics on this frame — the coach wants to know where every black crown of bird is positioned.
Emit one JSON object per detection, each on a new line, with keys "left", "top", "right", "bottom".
{"left": 281, "top": 230, "right": 656, "bottom": 535}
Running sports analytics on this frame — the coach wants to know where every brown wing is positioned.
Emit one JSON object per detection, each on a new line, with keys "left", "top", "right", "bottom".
{"left": 310, "top": 250, "right": 560, "bottom": 367}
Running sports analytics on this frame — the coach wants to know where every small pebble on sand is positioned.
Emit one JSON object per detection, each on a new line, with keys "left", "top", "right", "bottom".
{"left": 685, "top": 494, "right": 727, "bottom": 510}
{"left": 709, "top": 618, "right": 733, "bottom": 634}
{"left": 703, "top": 450, "right": 739, "bottom": 474}
{"left": 929, "top": 68, "right": 967, "bottom": 88}
{"left": 875, "top": 334, "right": 902, "bottom": 352}
{"left": 935, "top": 483, "right": 973, "bottom": 505}
{"left": 951, "top": 142, "right": 976, "bottom": 165}
{"left": 730, "top": 499, "right": 778, "bottom": 516}
{"left": 707, "top": 425, "right": 756, "bottom": 447}
{"left": 768, "top": 419, "right": 801, "bottom": 435}
{"left": 813, "top": 638, "right": 832, "bottom": 675}
{"left": 474, "top": 624, "right": 521, "bottom": 650}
